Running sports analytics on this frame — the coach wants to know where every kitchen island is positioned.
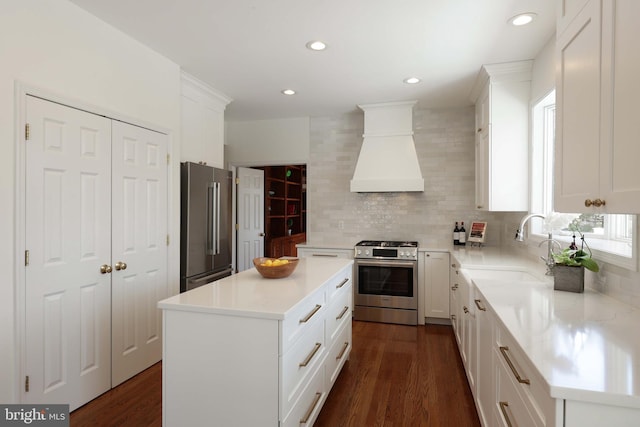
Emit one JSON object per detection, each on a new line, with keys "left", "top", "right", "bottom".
{"left": 158, "top": 256, "right": 353, "bottom": 427}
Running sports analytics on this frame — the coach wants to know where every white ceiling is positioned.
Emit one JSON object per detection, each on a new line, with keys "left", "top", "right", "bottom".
{"left": 69, "top": 0, "right": 556, "bottom": 122}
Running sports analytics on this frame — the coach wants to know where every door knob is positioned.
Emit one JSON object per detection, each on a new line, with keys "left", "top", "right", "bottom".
{"left": 100, "top": 264, "right": 112, "bottom": 274}
{"left": 259, "top": 233, "right": 265, "bottom": 236}
{"left": 114, "top": 261, "right": 127, "bottom": 271}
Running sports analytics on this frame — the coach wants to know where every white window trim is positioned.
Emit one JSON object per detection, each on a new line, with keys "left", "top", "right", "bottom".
{"left": 529, "top": 89, "right": 638, "bottom": 272}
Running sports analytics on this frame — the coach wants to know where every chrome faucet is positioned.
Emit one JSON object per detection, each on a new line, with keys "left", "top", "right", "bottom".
{"left": 515, "top": 213, "right": 559, "bottom": 276}
{"left": 515, "top": 213, "right": 545, "bottom": 241}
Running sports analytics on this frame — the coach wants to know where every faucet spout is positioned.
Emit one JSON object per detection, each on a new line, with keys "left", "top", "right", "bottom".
{"left": 515, "top": 213, "right": 545, "bottom": 241}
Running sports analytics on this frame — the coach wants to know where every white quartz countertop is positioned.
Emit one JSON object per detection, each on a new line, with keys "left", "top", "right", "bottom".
{"left": 453, "top": 247, "right": 640, "bottom": 409}
{"left": 158, "top": 257, "right": 353, "bottom": 320}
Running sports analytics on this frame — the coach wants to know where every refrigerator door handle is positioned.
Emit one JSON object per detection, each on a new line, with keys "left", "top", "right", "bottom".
{"left": 215, "top": 181, "right": 221, "bottom": 255}
{"left": 207, "top": 182, "right": 215, "bottom": 255}
{"left": 216, "top": 182, "right": 222, "bottom": 255}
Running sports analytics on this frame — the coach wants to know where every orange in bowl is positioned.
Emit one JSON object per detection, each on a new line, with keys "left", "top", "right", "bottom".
{"left": 253, "top": 257, "right": 299, "bottom": 279}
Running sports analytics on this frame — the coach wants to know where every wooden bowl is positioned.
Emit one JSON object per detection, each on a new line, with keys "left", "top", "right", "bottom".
{"left": 253, "top": 257, "right": 299, "bottom": 279}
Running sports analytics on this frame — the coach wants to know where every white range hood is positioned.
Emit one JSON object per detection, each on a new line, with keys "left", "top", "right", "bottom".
{"left": 350, "top": 101, "right": 424, "bottom": 193}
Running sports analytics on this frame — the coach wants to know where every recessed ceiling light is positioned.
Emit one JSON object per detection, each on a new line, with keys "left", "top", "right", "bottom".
{"left": 403, "top": 77, "right": 421, "bottom": 84}
{"left": 306, "top": 40, "right": 327, "bottom": 51}
{"left": 281, "top": 89, "right": 296, "bottom": 95}
{"left": 509, "top": 12, "right": 537, "bottom": 26}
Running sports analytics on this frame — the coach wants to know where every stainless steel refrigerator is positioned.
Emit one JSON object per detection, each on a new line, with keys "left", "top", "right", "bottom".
{"left": 180, "top": 162, "right": 233, "bottom": 292}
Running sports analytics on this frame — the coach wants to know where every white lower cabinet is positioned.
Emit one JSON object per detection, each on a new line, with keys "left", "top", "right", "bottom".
{"left": 494, "top": 323, "right": 555, "bottom": 427}
{"left": 422, "top": 252, "right": 450, "bottom": 323}
{"left": 449, "top": 261, "right": 462, "bottom": 347}
{"left": 474, "top": 290, "right": 494, "bottom": 427}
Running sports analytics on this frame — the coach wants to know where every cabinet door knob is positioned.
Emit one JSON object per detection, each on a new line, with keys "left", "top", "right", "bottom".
{"left": 114, "top": 262, "right": 127, "bottom": 271}
{"left": 100, "top": 264, "right": 112, "bottom": 274}
{"left": 585, "top": 198, "right": 606, "bottom": 207}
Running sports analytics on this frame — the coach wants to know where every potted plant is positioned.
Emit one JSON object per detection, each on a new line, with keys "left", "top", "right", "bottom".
{"left": 551, "top": 229, "right": 599, "bottom": 293}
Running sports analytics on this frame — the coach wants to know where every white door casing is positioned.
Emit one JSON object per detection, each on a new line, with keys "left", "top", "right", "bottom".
{"left": 236, "top": 167, "right": 264, "bottom": 272}
{"left": 24, "top": 96, "right": 112, "bottom": 410}
{"left": 111, "top": 121, "right": 168, "bottom": 387}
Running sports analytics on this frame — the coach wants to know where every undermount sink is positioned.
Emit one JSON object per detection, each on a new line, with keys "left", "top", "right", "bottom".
{"left": 465, "top": 268, "right": 546, "bottom": 283}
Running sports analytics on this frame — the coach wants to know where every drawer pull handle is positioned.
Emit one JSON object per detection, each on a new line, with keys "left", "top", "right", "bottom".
{"left": 499, "top": 346, "right": 530, "bottom": 385}
{"left": 463, "top": 306, "right": 469, "bottom": 314}
{"left": 299, "top": 343, "right": 322, "bottom": 367}
{"left": 336, "top": 306, "right": 349, "bottom": 320}
{"left": 474, "top": 299, "right": 487, "bottom": 311}
{"left": 312, "top": 253, "right": 338, "bottom": 257}
{"left": 499, "top": 401, "right": 514, "bottom": 427}
{"left": 300, "top": 392, "right": 322, "bottom": 424}
{"left": 336, "top": 277, "right": 349, "bottom": 289}
{"left": 300, "top": 304, "right": 322, "bottom": 323}
{"left": 451, "top": 284, "right": 458, "bottom": 290}
{"left": 336, "top": 342, "right": 349, "bottom": 360}
{"left": 451, "top": 314, "right": 456, "bottom": 320}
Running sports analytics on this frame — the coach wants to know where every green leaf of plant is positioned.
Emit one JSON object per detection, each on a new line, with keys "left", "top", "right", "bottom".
{"left": 580, "top": 257, "right": 599, "bottom": 273}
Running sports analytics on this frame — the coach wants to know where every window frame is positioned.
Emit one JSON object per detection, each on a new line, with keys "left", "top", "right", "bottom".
{"left": 528, "top": 89, "right": 638, "bottom": 271}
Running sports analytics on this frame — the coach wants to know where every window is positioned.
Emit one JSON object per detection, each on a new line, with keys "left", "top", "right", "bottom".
{"left": 530, "top": 90, "right": 636, "bottom": 269}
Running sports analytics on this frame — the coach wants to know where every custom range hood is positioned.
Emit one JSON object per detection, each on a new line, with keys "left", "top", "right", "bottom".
{"left": 350, "top": 101, "right": 424, "bottom": 192}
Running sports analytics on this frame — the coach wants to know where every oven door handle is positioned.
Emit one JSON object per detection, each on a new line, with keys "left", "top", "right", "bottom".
{"left": 355, "top": 260, "right": 417, "bottom": 268}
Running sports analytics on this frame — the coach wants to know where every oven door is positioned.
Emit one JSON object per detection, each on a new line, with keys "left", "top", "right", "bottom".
{"left": 354, "top": 259, "right": 417, "bottom": 310}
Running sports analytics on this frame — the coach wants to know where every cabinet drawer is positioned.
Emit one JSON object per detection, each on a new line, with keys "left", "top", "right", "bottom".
{"left": 281, "top": 287, "right": 326, "bottom": 354}
{"left": 495, "top": 351, "right": 538, "bottom": 427}
{"left": 325, "top": 320, "right": 351, "bottom": 390}
{"left": 281, "top": 363, "right": 326, "bottom": 427}
{"left": 326, "top": 267, "right": 352, "bottom": 303}
{"left": 281, "top": 317, "right": 326, "bottom": 418}
{"left": 495, "top": 326, "right": 554, "bottom": 426}
{"left": 325, "top": 283, "right": 352, "bottom": 346}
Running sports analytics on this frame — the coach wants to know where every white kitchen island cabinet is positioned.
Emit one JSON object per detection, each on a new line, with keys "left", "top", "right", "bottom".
{"left": 158, "top": 257, "right": 353, "bottom": 427}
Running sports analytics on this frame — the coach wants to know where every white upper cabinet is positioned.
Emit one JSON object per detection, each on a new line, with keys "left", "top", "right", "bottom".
{"left": 471, "top": 61, "right": 532, "bottom": 211}
{"left": 180, "top": 72, "right": 232, "bottom": 169}
{"left": 555, "top": 0, "right": 640, "bottom": 213}
{"left": 557, "top": 0, "right": 591, "bottom": 34}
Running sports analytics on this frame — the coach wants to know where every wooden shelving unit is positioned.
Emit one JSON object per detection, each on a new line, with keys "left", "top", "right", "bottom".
{"left": 258, "top": 164, "right": 306, "bottom": 257}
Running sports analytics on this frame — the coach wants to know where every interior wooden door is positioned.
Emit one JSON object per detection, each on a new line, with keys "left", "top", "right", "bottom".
{"left": 236, "top": 167, "right": 264, "bottom": 271}
{"left": 24, "top": 96, "right": 112, "bottom": 411}
{"left": 110, "top": 120, "right": 168, "bottom": 386}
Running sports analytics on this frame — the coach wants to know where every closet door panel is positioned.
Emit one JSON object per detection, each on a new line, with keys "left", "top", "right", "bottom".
{"left": 111, "top": 121, "right": 168, "bottom": 386}
{"left": 24, "top": 96, "right": 112, "bottom": 411}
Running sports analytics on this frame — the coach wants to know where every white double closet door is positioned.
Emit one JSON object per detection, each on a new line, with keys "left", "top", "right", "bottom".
{"left": 24, "top": 95, "right": 168, "bottom": 411}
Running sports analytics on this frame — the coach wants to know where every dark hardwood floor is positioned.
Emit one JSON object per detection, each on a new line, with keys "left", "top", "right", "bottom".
{"left": 70, "top": 321, "right": 479, "bottom": 427}
{"left": 70, "top": 362, "right": 162, "bottom": 427}
{"left": 315, "top": 321, "right": 480, "bottom": 427}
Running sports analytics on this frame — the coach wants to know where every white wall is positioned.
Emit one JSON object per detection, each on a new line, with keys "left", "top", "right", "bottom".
{"left": 0, "top": 0, "right": 182, "bottom": 403}
{"left": 530, "top": 35, "right": 556, "bottom": 102}
{"left": 225, "top": 117, "right": 310, "bottom": 166}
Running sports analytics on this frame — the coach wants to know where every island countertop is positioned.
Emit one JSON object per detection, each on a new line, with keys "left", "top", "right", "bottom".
{"left": 158, "top": 257, "right": 354, "bottom": 320}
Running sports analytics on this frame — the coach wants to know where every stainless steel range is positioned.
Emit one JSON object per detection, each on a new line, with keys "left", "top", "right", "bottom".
{"left": 353, "top": 240, "right": 418, "bottom": 325}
